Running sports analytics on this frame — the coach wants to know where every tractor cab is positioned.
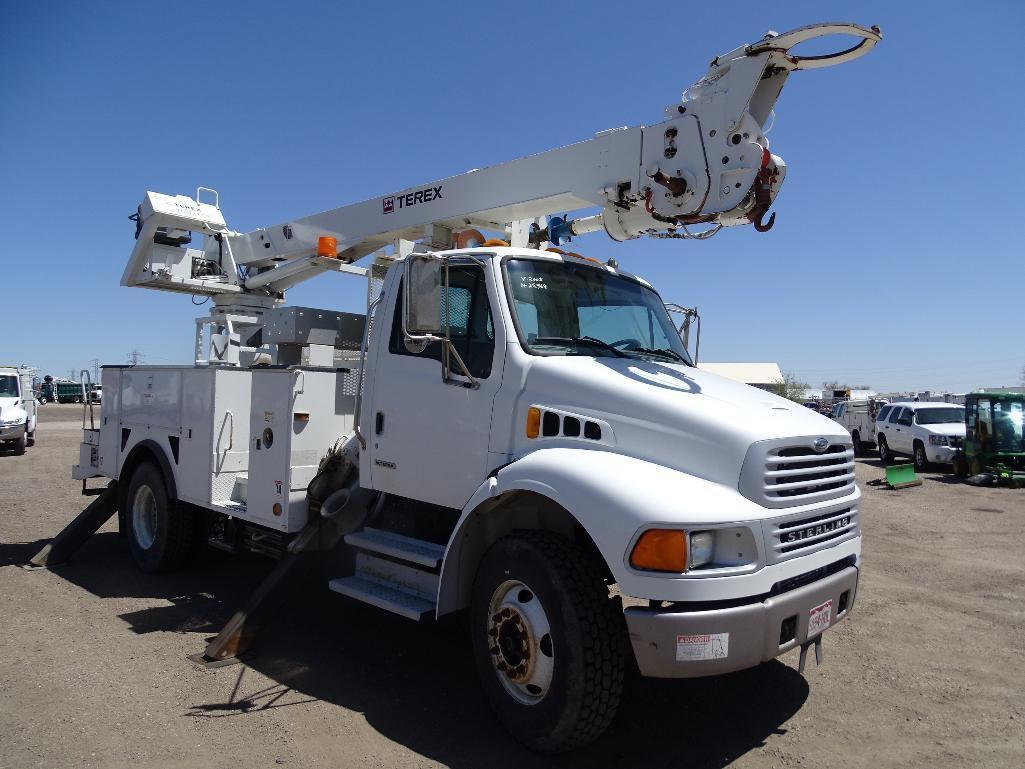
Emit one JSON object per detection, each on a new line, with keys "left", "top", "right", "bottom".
{"left": 955, "top": 392, "right": 1025, "bottom": 483}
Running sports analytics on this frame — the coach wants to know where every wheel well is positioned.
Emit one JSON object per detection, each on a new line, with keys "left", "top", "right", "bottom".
{"left": 913, "top": 439, "right": 924, "bottom": 450}
{"left": 437, "top": 490, "right": 613, "bottom": 616}
{"left": 117, "top": 440, "right": 178, "bottom": 514}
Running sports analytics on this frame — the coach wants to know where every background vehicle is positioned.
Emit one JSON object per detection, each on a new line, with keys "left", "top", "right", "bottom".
{"left": 953, "top": 392, "right": 1025, "bottom": 482}
{"left": 830, "top": 398, "right": 888, "bottom": 457}
{"left": 875, "top": 402, "right": 965, "bottom": 471}
{"left": 0, "top": 366, "right": 37, "bottom": 453}
{"left": 45, "top": 23, "right": 881, "bottom": 752}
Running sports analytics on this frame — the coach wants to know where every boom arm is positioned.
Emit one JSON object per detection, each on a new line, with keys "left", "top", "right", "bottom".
{"left": 123, "top": 22, "right": 880, "bottom": 298}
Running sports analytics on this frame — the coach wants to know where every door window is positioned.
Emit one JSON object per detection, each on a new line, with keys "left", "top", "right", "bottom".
{"left": 897, "top": 409, "right": 914, "bottom": 426}
{"left": 876, "top": 405, "right": 892, "bottom": 422}
{"left": 888, "top": 408, "right": 904, "bottom": 424}
{"left": 388, "top": 265, "right": 495, "bottom": 378}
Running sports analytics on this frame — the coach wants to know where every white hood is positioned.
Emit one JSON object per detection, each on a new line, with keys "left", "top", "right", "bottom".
{"left": 0, "top": 396, "right": 26, "bottom": 422}
{"left": 523, "top": 356, "right": 848, "bottom": 488}
{"left": 919, "top": 422, "right": 966, "bottom": 438}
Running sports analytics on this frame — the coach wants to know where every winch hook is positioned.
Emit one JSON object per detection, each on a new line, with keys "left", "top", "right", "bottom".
{"left": 751, "top": 206, "right": 776, "bottom": 233}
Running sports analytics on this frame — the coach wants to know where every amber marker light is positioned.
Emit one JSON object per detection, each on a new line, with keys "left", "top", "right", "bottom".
{"left": 317, "top": 236, "right": 338, "bottom": 257}
{"left": 272, "top": 503, "right": 282, "bottom": 517}
{"left": 526, "top": 407, "right": 541, "bottom": 438}
{"left": 630, "top": 529, "right": 687, "bottom": 572}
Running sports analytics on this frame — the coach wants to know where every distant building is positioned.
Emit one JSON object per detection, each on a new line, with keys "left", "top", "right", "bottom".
{"left": 697, "top": 362, "right": 783, "bottom": 391}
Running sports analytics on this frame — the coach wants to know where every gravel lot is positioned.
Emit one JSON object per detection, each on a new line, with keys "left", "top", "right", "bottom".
{"left": 1, "top": 404, "right": 1022, "bottom": 768}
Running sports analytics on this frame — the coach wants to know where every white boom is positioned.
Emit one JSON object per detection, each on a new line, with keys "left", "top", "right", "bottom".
{"left": 122, "top": 23, "right": 880, "bottom": 300}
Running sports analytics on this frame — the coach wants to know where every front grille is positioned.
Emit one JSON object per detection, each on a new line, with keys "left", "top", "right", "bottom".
{"left": 740, "top": 436, "right": 858, "bottom": 509}
{"left": 764, "top": 444, "right": 855, "bottom": 502}
{"left": 769, "top": 507, "right": 858, "bottom": 561}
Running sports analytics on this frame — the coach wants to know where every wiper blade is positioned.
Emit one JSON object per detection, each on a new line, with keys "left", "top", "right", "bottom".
{"left": 629, "top": 347, "right": 689, "bottom": 364}
{"left": 532, "top": 336, "right": 628, "bottom": 357}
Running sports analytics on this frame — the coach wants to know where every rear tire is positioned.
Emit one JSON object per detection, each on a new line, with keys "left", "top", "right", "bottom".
{"left": 913, "top": 442, "right": 929, "bottom": 472}
{"left": 878, "top": 435, "right": 891, "bottom": 465}
{"left": 125, "top": 461, "right": 194, "bottom": 573}
{"left": 470, "top": 531, "right": 625, "bottom": 753}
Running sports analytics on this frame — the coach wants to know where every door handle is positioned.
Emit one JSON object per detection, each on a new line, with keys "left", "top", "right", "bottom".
{"left": 375, "top": 411, "right": 385, "bottom": 435}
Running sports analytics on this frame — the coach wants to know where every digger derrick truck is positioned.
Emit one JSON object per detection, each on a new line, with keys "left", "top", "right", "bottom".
{"left": 49, "top": 24, "right": 881, "bottom": 752}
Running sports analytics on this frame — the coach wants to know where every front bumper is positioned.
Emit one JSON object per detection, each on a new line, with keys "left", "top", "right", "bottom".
{"left": 0, "top": 424, "right": 25, "bottom": 440}
{"left": 927, "top": 444, "right": 958, "bottom": 463}
{"left": 624, "top": 564, "right": 858, "bottom": 678}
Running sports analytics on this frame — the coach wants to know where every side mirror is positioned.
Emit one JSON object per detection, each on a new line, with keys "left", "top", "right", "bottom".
{"left": 403, "top": 253, "right": 443, "bottom": 336}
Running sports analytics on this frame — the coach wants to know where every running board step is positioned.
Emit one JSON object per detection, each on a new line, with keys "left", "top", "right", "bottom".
{"left": 344, "top": 527, "right": 445, "bottom": 568}
{"left": 329, "top": 576, "right": 435, "bottom": 621}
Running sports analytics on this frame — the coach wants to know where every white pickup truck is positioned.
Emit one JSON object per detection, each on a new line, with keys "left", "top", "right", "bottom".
{"left": 0, "top": 366, "right": 37, "bottom": 454}
{"left": 830, "top": 399, "right": 887, "bottom": 457}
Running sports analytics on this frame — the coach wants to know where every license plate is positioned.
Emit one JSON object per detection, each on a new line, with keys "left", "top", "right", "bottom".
{"left": 808, "top": 600, "right": 833, "bottom": 637}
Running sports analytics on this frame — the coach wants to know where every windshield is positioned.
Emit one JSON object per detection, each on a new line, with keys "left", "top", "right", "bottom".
{"left": 0, "top": 375, "right": 18, "bottom": 397}
{"left": 915, "top": 407, "right": 964, "bottom": 425}
{"left": 505, "top": 259, "right": 692, "bottom": 365}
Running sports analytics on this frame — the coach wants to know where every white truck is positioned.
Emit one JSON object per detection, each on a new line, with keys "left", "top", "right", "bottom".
{"left": 50, "top": 23, "right": 880, "bottom": 752}
{"left": 0, "top": 366, "right": 38, "bottom": 454}
{"left": 830, "top": 398, "right": 888, "bottom": 457}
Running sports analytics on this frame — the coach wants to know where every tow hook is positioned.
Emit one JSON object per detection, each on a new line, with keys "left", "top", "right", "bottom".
{"left": 797, "top": 634, "right": 824, "bottom": 674}
{"left": 752, "top": 206, "right": 776, "bottom": 232}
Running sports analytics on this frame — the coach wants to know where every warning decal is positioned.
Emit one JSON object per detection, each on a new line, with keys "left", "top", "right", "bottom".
{"left": 676, "top": 633, "right": 729, "bottom": 661}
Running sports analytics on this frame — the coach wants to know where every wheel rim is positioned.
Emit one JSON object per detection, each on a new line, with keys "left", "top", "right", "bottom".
{"left": 486, "top": 580, "right": 555, "bottom": 706}
{"left": 879, "top": 440, "right": 887, "bottom": 459}
{"left": 132, "top": 484, "right": 158, "bottom": 550}
{"left": 916, "top": 447, "right": 925, "bottom": 467}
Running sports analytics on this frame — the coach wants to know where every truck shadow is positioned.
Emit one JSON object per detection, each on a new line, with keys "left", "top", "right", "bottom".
{"left": 23, "top": 533, "right": 809, "bottom": 769}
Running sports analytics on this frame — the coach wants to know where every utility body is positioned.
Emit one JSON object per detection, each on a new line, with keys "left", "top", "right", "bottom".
{"left": 63, "top": 23, "right": 881, "bottom": 751}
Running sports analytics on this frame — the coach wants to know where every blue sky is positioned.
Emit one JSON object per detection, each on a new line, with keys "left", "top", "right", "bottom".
{"left": 2, "top": 1, "right": 1022, "bottom": 393}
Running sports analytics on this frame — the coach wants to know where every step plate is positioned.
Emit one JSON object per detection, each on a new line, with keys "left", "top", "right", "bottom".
{"left": 344, "top": 527, "right": 446, "bottom": 568}
{"left": 328, "top": 575, "right": 435, "bottom": 621}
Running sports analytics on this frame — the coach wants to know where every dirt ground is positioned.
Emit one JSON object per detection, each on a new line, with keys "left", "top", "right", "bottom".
{"left": 1, "top": 404, "right": 1022, "bottom": 769}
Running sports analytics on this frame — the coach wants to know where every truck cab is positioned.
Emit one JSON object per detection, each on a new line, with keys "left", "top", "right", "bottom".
{"left": 0, "top": 366, "right": 37, "bottom": 454}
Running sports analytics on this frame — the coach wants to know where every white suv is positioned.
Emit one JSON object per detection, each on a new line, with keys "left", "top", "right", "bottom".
{"left": 875, "top": 402, "right": 965, "bottom": 471}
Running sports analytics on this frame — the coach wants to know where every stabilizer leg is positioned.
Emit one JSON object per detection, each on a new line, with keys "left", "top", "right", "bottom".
{"left": 30, "top": 481, "right": 118, "bottom": 567}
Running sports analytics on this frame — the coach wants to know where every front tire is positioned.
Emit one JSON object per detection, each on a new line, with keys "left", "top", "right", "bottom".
{"left": 125, "top": 462, "right": 194, "bottom": 572}
{"left": 913, "top": 441, "right": 930, "bottom": 472}
{"left": 26, "top": 424, "right": 35, "bottom": 447}
{"left": 851, "top": 431, "right": 863, "bottom": 457}
{"left": 12, "top": 428, "right": 26, "bottom": 455}
{"left": 878, "top": 435, "right": 892, "bottom": 465}
{"left": 470, "top": 531, "right": 625, "bottom": 753}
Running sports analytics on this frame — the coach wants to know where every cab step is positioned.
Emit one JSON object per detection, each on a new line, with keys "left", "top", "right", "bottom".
{"left": 343, "top": 527, "right": 445, "bottom": 568}
{"left": 329, "top": 575, "right": 435, "bottom": 620}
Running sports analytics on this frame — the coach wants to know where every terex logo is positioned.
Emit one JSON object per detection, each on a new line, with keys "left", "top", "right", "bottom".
{"left": 382, "top": 185, "right": 442, "bottom": 214}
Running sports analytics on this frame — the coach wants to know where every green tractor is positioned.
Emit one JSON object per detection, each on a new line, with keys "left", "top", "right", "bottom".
{"left": 952, "top": 392, "right": 1025, "bottom": 485}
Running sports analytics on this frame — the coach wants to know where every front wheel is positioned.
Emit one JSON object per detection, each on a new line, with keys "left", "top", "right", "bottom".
{"left": 12, "top": 427, "right": 27, "bottom": 455}
{"left": 470, "top": 531, "right": 625, "bottom": 753}
{"left": 851, "top": 431, "right": 863, "bottom": 457}
{"left": 26, "top": 423, "right": 35, "bottom": 447}
{"left": 878, "top": 435, "right": 892, "bottom": 465}
{"left": 913, "top": 442, "right": 930, "bottom": 472}
{"left": 125, "top": 462, "right": 194, "bottom": 572}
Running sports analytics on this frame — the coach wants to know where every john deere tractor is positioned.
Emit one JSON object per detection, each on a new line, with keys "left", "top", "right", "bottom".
{"left": 953, "top": 392, "right": 1025, "bottom": 485}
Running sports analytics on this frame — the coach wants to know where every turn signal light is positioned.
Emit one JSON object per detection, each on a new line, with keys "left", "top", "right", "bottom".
{"left": 526, "top": 407, "right": 541, "bottom": 439}
{"left": 630, "top": 529, "right": 687, "bottom": 572}
{"left": 317, "top": 236, "right": 338, "bottom": 257}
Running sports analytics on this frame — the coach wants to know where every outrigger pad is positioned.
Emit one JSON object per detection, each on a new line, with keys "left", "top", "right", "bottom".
{"left": 885, "top": 463, "right": 922, "bottom": 490}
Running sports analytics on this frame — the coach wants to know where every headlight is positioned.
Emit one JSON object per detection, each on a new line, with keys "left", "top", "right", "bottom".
{"left": 928, "top": 435, "right": 949, "bottom": 446}
{"left": 1, "top": 417, "right": 25, "bottom": 427}
{"left": 688, "top": 531, "right": 715, "bottom": 569}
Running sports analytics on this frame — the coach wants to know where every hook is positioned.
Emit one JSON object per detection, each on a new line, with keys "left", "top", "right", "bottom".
{"left": 752, "top": 207, "right": 776, "bottom": 233}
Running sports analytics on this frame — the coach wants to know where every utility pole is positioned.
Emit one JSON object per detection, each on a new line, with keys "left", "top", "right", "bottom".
{"left": 127, "top": 349, "right": 144, "bottom": 365}
{"left": 90, "top": 358, "right": 101, "bottom": 382}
